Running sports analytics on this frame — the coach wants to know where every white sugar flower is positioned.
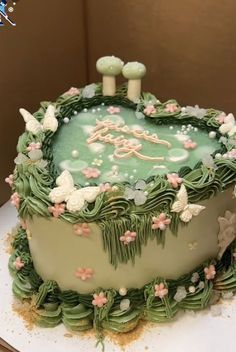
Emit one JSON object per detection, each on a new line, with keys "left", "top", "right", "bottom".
{"left": 14, "top": 152, "right": 47, "bottom": 169}
{"left": 82, "top": 84, "right": 97, "bottom": 99}
{"left": 181, "top": 105, "right": 206, "bottom": 119}
{"left": 124, "top": 180, "right": 147, "bottom": 206}
{"left": 219, "top": 113, "right": 236, "bottom": 137}
{"left": 174, "top": 286, "right": 187, "bottom": 302}
{"left": 202, "top": 154, "right": 217, "bottom": 170}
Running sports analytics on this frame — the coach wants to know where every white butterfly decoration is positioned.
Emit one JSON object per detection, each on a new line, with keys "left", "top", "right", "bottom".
{"left": 219, "top": 113, "right": 236, "bottom": 137}
{"left": 49, "top": 170, "right": 101, "bottom": 213}
{"left": 19, "top": 105, "right": 58, "bottom": 135}
{"left": 171, "top": 184, "right": 205, "bottom": 223}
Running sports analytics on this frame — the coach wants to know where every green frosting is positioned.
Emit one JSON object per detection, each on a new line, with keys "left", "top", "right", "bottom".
{"left": 9, "top": 226, "right": 236, "bottom": 344}
{"left": 9, "top": 84, "right": 236, "bottom": 267}
{"left": 62, "top": 303, "right": 93, "bottom": 331}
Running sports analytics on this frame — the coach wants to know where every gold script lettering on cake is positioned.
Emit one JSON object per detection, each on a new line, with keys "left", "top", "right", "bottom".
{"left": 87, "top": 119, "right": 172, "bottom": 161}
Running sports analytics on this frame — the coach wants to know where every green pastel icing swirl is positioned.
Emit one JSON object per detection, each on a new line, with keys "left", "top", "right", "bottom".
{"left": 33, "top": 305, "right": 62, "bottom": 328}
{"left": 62, "top": 303, "right": 93, "bottom": 331}
{"left": 8, "top": 226, "right": 236, "bottom": 343}
{"left": 102, "top": 306, "right": 141, "bottom": 333}
{"left": 12, "top": 276, "right": 34, "bottom": 300}
{"left": 59, "top": 290, "right": 80, "bottom": 306}
{"left": 179, "top": 281, "right": 213, "bottom": 310}
{"left": 214, "top": 263, "right": 236, "bottom": 291}
{"left": 144, "top": 299, "right": 178, "bottom": 323}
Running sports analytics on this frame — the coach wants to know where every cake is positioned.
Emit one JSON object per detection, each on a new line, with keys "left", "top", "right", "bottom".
{"left": 7, "top": 56, "right": 236, "bottom": 346}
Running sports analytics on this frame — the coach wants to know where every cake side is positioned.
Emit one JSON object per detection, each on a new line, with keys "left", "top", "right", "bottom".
{"left": 27, "top": 186, "right": 235, "bottom": 293}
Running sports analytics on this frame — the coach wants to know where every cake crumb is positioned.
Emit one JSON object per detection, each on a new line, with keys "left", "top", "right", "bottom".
{"left": 105, "top": 320, "right": 152, "bottom": 349}
{"left": 4, "top": 232, "right": 14, "bottom": 254}
{"left": 12, "top": 299, "right": 35, "bottom": 330}
{"left": 64, "top": 333, "right": 73, "bottom": 338}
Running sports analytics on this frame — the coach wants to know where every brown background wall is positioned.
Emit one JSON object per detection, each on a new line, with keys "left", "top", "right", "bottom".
{"left": 1, "top": 0, "right": 236, "bottom": 205}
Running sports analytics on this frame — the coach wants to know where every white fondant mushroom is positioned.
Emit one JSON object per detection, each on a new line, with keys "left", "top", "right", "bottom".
{"left": 122, "top": 61, "right": 146, "bottom": 102}
{"left": 96, "top": 56, "right": 124, "bottom": 96}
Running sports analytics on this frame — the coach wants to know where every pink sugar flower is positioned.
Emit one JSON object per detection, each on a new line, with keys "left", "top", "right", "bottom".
{"left": 64, "top": 87, "right": 80, "bottom": 96}
{"left": 204, "top": 264, "right": 216, "bottom": 280}
{"left": 92, "top": 292, "right": 108, "bottom": 308}
{"left": 106, "top": 106, "right": 120, "bottom": 114}
{"left": 152, "top": 213, "right": 171, "bottom": 231}
{"left": 167, "top": 173, "right": 183, "bottom": 188}
{"left": 20, "top": 218, "right": 27, "bottom": 230}
{"left": 228, "top": 149, "right": 236, "bottom": 159}
{"left": 74, "top": 223, "right": 91, "bottom": 237}
{"left": 143, "top": 105, "right": 157, "bottom": 116}
{"left": 82, "top": 167, "right": 101, "bottom": 179}
{"left": 26, "top": 142, "right": 41, "bottom": 152}
{"left": 75, "top": 267, "right": 94, "bottom": 281}
{"left": 99, "top": 183, "right": 112, "bottom": 192}
{"left": 5, "top": 174, "right": 14, "bottom": 187}
{"left": 154, "top": 283, "right": 168, "bottom": 299}
{"left": 216, "top": 112, "right": 226, "bottom": 124}
{"left": 164, "top": 103, "right": 178, "bottom": 113}
{"left": 120, "top": 230, "right": 137, "bottom": 245}
{"left": 14, "top": 256, "right": 24, "bottom": 271}
{"left": 10, "top": 192, "right": 20, "bottom": 209}
{"left": 48, "top": 203, "right": 65, "bottom": 218}
{"left": 184, "top": 139, "right": 197, "bottom": 149}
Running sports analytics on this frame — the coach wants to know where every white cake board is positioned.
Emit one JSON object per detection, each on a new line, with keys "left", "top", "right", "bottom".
{"left": 0, "top": 201, "right": 236, "bottom": 352}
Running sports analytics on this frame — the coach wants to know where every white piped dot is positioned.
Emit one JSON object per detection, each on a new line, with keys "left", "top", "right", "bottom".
{"left": 194, "top": 127, "right": 198, "bottom": 132}
{"left": 169, "top": 126, "right": 174, "bottom": 130}
{"left": 119, "top": 287, "right": 127, "bottom": 296}
{"left": 63, "top": 117, "right": 70, "bottom": 124}
{"left": 133, "top": 169, "right": 137, "bottom": 173}
{"left": 188, "top": 286, "right": 196, "bottom": 293}
{"left": 83, "top": 108, "right": 88, "bottom": 112}
{"left": 71, "top": 150, "right": 79, "bottom": 159}
{"left": 92, "top": 109, "right": 96, "bottom": 113}
{"left": 73, "top": 111, "right": 77, "bottom": 115}
{"left": 209, "top": 131, "right": 216, "bottom": 139}
{"left": 129, "top": 175, "right": 134, "bottom": 180}
{"left": 215, "top": 153, "right": 222, "bottom": 159}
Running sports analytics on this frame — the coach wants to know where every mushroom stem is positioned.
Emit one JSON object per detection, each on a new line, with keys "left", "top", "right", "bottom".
{"left": 127, "top": 79, "right": 141, "bottom": 102}
{"left": 102, "top": 75, "right": 116, "bottom": 96}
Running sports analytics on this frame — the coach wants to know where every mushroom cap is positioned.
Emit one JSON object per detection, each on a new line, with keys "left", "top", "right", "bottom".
{"left": 96, "top": 56, "right": 124, "bottom": 76}
{"left": 122, "top": 62, "right": 146, "bottom": 79}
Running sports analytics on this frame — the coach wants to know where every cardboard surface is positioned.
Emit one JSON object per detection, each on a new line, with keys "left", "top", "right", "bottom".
{"left": 0, "top": 0, "right": 87, "bottom": 205}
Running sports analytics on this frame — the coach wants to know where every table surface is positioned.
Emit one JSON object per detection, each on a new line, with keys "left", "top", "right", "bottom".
{"left": 1, "top": 201, "right": 236, "bottom": 352}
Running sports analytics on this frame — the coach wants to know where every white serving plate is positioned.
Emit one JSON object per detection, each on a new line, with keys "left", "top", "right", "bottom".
{"left": 0, "top": 202, "right": 236, "bottom": 352}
